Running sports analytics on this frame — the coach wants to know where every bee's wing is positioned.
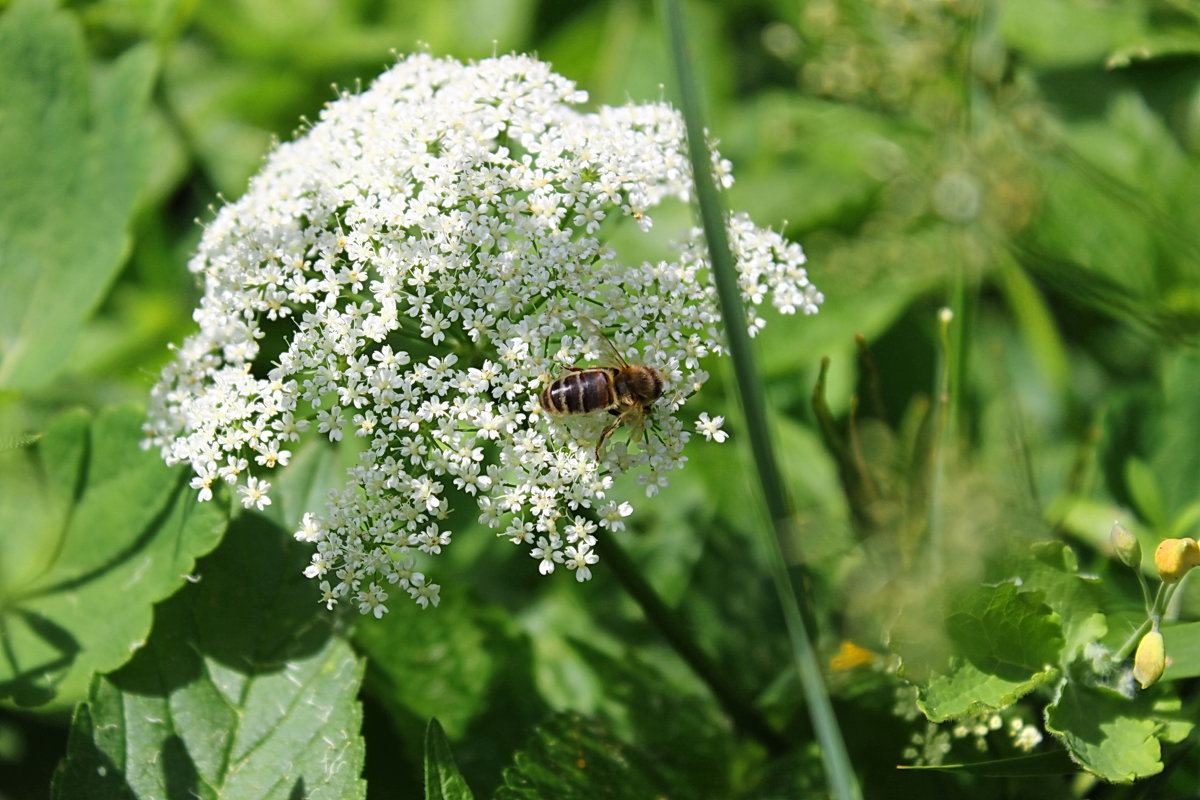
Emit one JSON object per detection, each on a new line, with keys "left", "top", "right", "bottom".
{"left": 578, "top": 315, "right": 629, "bottom": 368}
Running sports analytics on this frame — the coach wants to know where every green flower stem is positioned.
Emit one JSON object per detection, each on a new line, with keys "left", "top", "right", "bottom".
{"left": 661, "top": 2, "right": 861, "bottom": 798}
{"left": 600, "top": 533, "right": 786, "bottom": 755}
{"left": 1116, "top": 582, "right": 1174, "bottom": 661}
{"left": 1136, "top": 568, "right": 1154, "bottom": 618}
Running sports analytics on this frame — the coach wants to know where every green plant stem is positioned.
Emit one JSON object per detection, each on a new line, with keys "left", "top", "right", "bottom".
{"left": 1136, "top": 569, "right": 1154, "bottom": 617}
{"left": 1116, "top": 582, "right": 1173, "bottom": 661}
{"left": 599, "top": 533, "right": 786, "bottom": 755}
{"left": 660, "top": 2, "right": 860, "bottom": 797}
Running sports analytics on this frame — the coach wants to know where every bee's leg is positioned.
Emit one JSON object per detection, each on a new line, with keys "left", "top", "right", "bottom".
{"left": 595, "top": 415, "right": 624, "bottom": 459}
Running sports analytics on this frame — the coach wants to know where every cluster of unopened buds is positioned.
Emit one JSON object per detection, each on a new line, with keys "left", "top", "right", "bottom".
{"left": 1110, "top": 524, "right": 1200, "bottom": 689}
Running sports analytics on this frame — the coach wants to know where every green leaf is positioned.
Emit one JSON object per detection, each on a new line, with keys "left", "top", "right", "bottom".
{"left": 493, "top": 713, "right": 679, "bottom": 800}
{"left": 1124, "top": 458, "right": 1165, "bottom": 532}
{"left": 993, "top": 542, "right": 1106, "bottom": 664}
{"left": 1161, "top": 621, "right": 1200, "bottom": 681}
{"left": 900, "top": 583, "right": 1064, "bottom": 721}
{"left": 1151, "top": 351, "right": 1200, "bottom": 524}
{"left": 354, "top": 593, "right": 499, "bottom": 740}
{"left": 1001, "top": 0, "right": 1147, "bottom": 66}
{"left": 1045, "top": 665, "right": 1193, "bottom": 783}
{"left": 51, "top": 514, "right": 366, "bottom": 799}
{"left": 1106, "top": 30, "right": 1200, "bottom": 68}
{"left": 0, "top": 406, "right": 227, "bottom": 708}
{"left": 424, "top": 719, "right": 475, "bottom": 800}
{"left": 0, "top": 0, "right": 157, "bottom": 389}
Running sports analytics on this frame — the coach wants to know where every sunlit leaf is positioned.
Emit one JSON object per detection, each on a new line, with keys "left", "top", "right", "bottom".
{"left": 0, "top": 0, "right": 157, "bottom": 389}
{"left": 0, "top": 407, "right": 226, "bottom": 708}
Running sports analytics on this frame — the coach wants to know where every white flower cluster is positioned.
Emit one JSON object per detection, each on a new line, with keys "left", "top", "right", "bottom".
{"left": 144, "top": 53, "right": 821, "bottom": 615}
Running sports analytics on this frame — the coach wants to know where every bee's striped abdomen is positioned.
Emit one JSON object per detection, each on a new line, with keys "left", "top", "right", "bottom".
{"left": 540, "top": 369, "right": 617, "bottom": 414}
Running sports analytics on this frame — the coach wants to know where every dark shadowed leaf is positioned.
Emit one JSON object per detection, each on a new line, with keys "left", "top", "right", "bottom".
{"left": 424, "top": 719, "right": 475, "bottom": 800}
{"left": 494, "top": 713, "right": 682, "bottom": 800}
{"left": 51, "top": 514, "right": 365, "bottom": 799}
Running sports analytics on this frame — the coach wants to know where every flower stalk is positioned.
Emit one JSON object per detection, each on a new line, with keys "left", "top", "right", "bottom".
{"left": 662, "top": 1, "right": 860, "bottom": 797}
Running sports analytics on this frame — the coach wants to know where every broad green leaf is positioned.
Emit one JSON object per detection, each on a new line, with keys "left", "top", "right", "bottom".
{"left": 1045, "top": 666, "right": 1193, "bottom": 783}
{"left": 1022, "top": 155, "right": 1157, "bottom": 301}
{"left": 0, "top": 0, "right": 157, "bottom": 389}
{"left": 424, "top": 719, "right": 475, "bottom": 800}
{"left": 1151, "top": 350, "right": 1200, "bottom": 523}
{"left": 494, "top": 713, "right": 680, "bottom": 800}
{"left": 1161, "top": 621, "right": 1200, "bottom": 681}
{"left": 1123, "top": 458, "right": 1165, "bottom": 533}
{"left": 722, "top": 94, "right": 897, "bottom": 232}
{"left": 992, "top": 542, "right": 1106, "bottom": 664}
{"left": 901, "top": 583, "right": 1064, "bottom": 722}
{"left": 0, "top": 406, "right": 226, "bottom": 708}
{"left": 996, "top": 262, "right": 1071, "bottom": 397}
{"left": 1107, "top": 30, "right": 1200, "bottom": 68}
{"left": 1001, "top": 0, "right": 1147, "bottom": 66}
{"left": 51, "top": 514, "right": 365, "bottom": 799}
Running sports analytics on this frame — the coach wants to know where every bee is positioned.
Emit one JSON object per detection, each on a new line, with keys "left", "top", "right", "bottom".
{"left": 540, "top": 318, "right": 664, "bottom": 458}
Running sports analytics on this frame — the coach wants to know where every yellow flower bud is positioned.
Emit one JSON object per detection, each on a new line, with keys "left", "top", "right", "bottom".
{"left": 1133, "top": 630, "right": 1166, "bottom": 689}
{"left": 1154, "top": 538, "right": 1200, "bottom": 583}
{"left": 1110, "top": 522, "right": 1141, "bottom": 569}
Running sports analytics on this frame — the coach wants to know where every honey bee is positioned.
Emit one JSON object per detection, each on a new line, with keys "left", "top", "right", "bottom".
{"left": 540, "top": 318, "right": 664, "bottom": 458}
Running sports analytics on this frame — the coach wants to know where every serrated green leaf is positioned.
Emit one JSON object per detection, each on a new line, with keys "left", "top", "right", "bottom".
{"left": 902, "top": 583, "right": 1064, "bottom": 721}
{"left": 51, "top": 515, "right": 365, "bottom": 799}
{"left": 494, "top": 713, "right": 679, "bottom": 800}
{"left": 424, "top": 718, "right": 475, "bottom": 800}
{"left": 0, "top": 406, "right": 227, "bottom": 708}
{"left": 1045, "top": 666, "right": 1192, "bottom": 783}
{"left": 996, "top": 542, "right": 1107, "bottom": 663}
{"left": 0, "top": 0, "right": 157, "bottom": 389}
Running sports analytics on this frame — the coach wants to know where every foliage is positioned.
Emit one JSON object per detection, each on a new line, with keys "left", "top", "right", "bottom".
{"left": 3, "top": 0, "right": 1200, "bottom": 797}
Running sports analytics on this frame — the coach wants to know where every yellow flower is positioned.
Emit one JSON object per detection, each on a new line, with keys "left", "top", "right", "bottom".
{"left": 1133, "top": 630, "right": 1166, "bottom": 689}
{"left": 1154, "top": 538, "right": 1200, "bottom": 583}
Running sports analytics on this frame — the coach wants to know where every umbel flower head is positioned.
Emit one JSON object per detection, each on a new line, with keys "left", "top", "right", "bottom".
{"left": 145, "top": 53, "right": 821, "bottom": 616}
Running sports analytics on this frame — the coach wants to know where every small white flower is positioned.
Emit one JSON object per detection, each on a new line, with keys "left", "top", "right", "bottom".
{"left": 696, "top": 412, "right": 729, "bottom": 443}
{"left": 238, "top": 476, "right": 272, "bottom": 511}
{"left": 189, "top": 462, "right": 217, "bottom": 502}
{"left": 145, "top": 53, "right": 821, "bottom": 612}
{"left": 357, "top": 583, "right": 389, "bottom": 618}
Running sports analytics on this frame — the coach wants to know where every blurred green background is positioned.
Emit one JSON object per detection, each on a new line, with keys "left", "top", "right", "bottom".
{"left": 3, "top": 0, "right": 1200, "bottom": 797}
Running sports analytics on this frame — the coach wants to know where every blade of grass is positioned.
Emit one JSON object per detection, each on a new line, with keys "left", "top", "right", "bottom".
{"left": 659, "top": 2, "right": 861, "bottom": 797}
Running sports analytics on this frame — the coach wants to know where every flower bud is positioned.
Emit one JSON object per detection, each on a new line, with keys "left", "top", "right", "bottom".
{"left": 1154, "top": 538, "right": 1200, "bottom": 583}
{"left": 1110, "top": 522, "right": 1141, "bottom": 569}
{"left": 1133, "top": 629, "right": 1166, "bottom": 689}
